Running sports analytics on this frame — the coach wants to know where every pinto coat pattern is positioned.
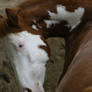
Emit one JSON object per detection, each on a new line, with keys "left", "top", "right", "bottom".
{"left": 0, "top": 0, "right": 92, "bottom": 92}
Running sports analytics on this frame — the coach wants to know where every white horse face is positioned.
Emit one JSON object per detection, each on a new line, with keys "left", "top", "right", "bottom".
{"left": 4, "top": 31, "right": 49, "bottom": 92}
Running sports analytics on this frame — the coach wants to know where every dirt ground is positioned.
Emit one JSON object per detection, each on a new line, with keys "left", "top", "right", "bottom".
{"left": 0, "top": 0, "right": 65, "bottom": 92}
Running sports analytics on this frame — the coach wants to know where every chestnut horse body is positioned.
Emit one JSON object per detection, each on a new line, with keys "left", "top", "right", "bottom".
{"left": 0, "top": 0, "right": 92, "bottom": 92}
{"left": 57, "top": 22, "right": 92, "bottom": 92}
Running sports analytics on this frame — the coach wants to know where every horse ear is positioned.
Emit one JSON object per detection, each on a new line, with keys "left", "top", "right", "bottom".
{"left": 6, "top": 8, "right": 19, "bottom": 27}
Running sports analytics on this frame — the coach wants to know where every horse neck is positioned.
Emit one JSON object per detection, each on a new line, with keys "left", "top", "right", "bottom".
{"left": 65, "top": 21, "right": 92, "bottom": 69}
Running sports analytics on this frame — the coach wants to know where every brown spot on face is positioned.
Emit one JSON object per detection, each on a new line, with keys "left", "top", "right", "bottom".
{"left": 39, "top": 36, "right": 50, "bottom": 57}
{"left": 39, "top": 45, "right": 50, "bottom": 57}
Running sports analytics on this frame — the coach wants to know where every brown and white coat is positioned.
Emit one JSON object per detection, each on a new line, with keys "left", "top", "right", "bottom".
{"left": 0, "top": 0, "right": 92, "bottom": 92}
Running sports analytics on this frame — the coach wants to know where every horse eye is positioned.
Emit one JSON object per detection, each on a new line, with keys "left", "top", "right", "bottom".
{"left": 19, "top": 44, "right": 23, "bottom": 48}
{"left": 28, "top": 88, "right": 32, "bottom": 92}
{"left": 24, "top": 88, "right": 32, "bottom": 92}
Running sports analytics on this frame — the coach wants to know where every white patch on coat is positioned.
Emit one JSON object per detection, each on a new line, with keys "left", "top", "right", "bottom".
{"left": 32, "top": 24, "right": 38, "bottom": 30}
{"left": 44, "top": 5, "right": 85, "bottom": 31}
{"left": 4, "top": 31, "right": 49, "bottom": 92}
{"left": 44, "top": 20, "right": 59, "bottom": 28}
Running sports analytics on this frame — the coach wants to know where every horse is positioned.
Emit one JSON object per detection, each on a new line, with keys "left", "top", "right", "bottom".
{"left": 0, "top": 0, "right": 92, "bottom": 92}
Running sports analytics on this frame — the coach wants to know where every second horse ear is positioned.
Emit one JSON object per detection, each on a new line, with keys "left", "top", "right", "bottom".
{"left": 6, "top": 8, "right": 19, "bottom": 27}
